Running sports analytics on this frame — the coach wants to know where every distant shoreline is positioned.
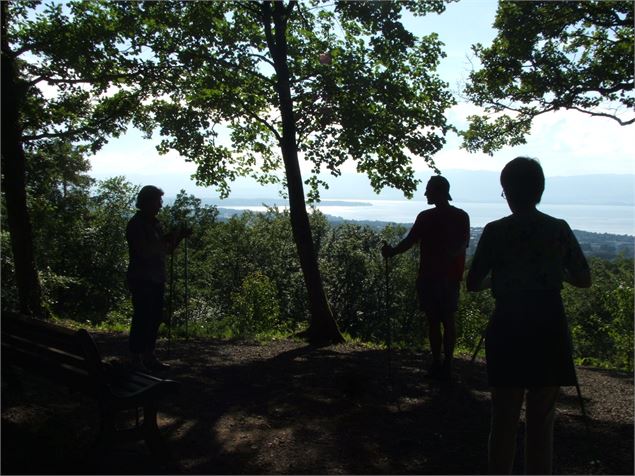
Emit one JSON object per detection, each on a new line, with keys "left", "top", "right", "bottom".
{"left": 210, "top": 207, "right": 634, "bottom": 259}
{"left": 196, "top": 198, "right": 373, "bottom": 207}
{"left": 162, "top": 196, "right": 635, "bottom": 238}
{"left": 212, "top": 207, "right": 634, "bottom": 238}
{"left": 167, "top": 196, "right": 635, "bottom": 208}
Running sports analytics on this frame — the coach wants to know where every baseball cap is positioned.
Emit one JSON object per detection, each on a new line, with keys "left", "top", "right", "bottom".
{"left": 427, "top": 175, "right": 452, "bottom": 201}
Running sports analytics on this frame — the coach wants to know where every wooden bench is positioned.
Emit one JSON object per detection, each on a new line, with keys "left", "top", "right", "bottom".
{"left": 1, "top": 313, "right": 180, "bottom": 467}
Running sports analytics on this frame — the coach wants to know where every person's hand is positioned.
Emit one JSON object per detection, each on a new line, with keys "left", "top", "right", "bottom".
{"left": 381, "top": 243, "right": 393, "bottom": 259}
{"left": 180, "top": 224, "right": 193, "bottom": 239}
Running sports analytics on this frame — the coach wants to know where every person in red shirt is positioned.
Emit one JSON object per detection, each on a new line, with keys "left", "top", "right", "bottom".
{"left": 382, "top": 176, "right": 470, "bottom": 380}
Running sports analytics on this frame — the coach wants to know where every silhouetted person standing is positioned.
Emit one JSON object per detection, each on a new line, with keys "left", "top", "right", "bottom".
{"left": 382, "top": 176, "right": 470, "bottom": 380}
{"left": 127, "top": 185, "right": 189, "bottom": 371}
{"left": 466, "top": 157, "right": 591, "bottom": 474}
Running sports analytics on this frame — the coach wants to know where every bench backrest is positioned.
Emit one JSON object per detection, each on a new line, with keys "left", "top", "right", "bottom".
{"left": 1, "top": 313, "right": 106, "bottom": 395}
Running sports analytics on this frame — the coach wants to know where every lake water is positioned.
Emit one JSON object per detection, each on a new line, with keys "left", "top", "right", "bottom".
{"left": 218, "top": 199, "right": 635, "bottom": 236}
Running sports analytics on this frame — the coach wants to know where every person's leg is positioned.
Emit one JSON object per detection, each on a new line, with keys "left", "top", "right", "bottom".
{"left": 489, "top": 387, "right": 525, "bottom": 474}
{"left": 148, "top": 283, "right": 165, "bottom": 353}
{"left": 525, "top": 386, "right": 559, "bottom": 475}
{"left": 441, "top": 313, "right": 456, "bottom": 377}
{"left": 427, "top": 316, "right": 442, "bottom": 366}
{"left": 129, "top": 281, "right": 151, "bottom": 355}
{"left": 143, "top": 283, "right": 168, "bottom": 367}
{"left": 419, "top": 279, "right": 443, "bottom": 375}
{"left": 441, "top": 281, "right": 460, "bottom": 377}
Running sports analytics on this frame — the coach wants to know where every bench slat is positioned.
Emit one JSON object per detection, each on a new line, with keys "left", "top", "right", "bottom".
{"left": 2, "top": 333, "right": 88, "bottom": 371}
{"left": 2, "top": 344, "right": 97, "bottom": 393}
{"left": 2, "top": 314, "right": 179, "bottom": 405}
{"left": 3, "top": 316, "right": 84, "bottom": 355}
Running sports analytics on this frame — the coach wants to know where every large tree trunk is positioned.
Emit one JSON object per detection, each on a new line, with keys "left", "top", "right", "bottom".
{"left": 265, "top": 1, "right": 344, "bottom": 345}
{"left": 1, "top": 2, "right": 47, "bottom": 318}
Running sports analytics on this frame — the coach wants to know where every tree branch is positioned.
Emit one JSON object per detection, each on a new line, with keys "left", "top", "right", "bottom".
{"left": 239, "top": 102, "right": 281, "bottom": 142}
{"left": 247, "top": 52, "right": 275, "bottom": 67}
{"left": 285, "top": 1, "right": 297, "bottom": 17}
{"left": 592, "top": 82, "right": 634, "bottom": 96}
{"left": 260, "top": 2, "right": 277, "bottom": 59}
{"left": 27, "top": 71, "right": 146, "bottom": 87}
{"left": 22, "top": 123, "right": 106, "bottom": 142}
{"left": 214, "top": 56, "right": 276, "bottom": 86}
{"left": 568, "top": 106, "right": 635, "bottom": 125}
{"left": 488, "top": 99, "right": 634, "bottom": 126}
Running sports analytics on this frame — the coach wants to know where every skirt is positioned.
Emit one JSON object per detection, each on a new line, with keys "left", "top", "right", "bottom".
{"left": 485, "top": 290, "right": 577, "bottom": 387}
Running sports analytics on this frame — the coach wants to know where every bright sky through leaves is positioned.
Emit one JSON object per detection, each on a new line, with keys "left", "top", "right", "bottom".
{"left": 88, "top": 0, "right": 634, "bottom": 197}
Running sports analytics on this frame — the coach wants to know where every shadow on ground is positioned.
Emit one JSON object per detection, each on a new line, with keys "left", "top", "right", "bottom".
{"left": 2, "top": 333, "right": 633, "bottom": 474}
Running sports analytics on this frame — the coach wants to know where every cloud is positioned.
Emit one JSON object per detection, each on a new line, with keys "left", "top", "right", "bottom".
{"left": 90, "top": 100, "right": 634, "bottom": 188}
{"left": 89, "top": 129, "right": 196, "bottom": 178}
{"left": 439, "top": 103, "right": 635, "bottom": 177}
{"left": 509, "top": 109, "right": 634, "bottom": 176}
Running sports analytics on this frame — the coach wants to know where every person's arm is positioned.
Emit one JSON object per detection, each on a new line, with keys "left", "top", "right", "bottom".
{"left": 562, "top": 223, "right": 591, "bottom": 288}
{"left": 164, "top": 224, "right": 193, "bottom": 254}
{"left": 381, "top": 218, "right": 420, "bottom": 258}
{"left": 466, "top": 224, "right": 492, "bottom": 292}
{"left": 563, "top": 268, "right": 591, "bottom": 288}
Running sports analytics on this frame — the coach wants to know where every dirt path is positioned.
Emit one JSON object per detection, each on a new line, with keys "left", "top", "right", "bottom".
{"left": 2, "top": 333, "right": 633, "bottom": 474}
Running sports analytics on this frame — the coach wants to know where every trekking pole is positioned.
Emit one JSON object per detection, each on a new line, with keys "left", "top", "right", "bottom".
{"left": 167, "top": 249, "right": 174, "bottom": 358}
{"left": 382, "top": 241, "right": 393, "bottom": 389}
{"left": 574, "top": 370, "right": 590, "bottom": 435}
{"left": 184, "top": 233, "right": 189, "bottom": 340}
{"left": 470, "top": 331, "right": 485, "bottom": 364}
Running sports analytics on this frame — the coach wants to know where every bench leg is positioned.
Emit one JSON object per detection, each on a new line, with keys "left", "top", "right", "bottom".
{"left": 91, "top": 406, "right": 117, "bottom": 453}
{"left": 1, "top": 365, "right": 24, "bottom": 398}
{"left": 143, "top": 404, "right": 179, "bottom": 472}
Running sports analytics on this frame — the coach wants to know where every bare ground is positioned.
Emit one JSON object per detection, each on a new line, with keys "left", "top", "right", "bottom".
{"left": 2, "top": 332, "right": 633, "bottom": 475}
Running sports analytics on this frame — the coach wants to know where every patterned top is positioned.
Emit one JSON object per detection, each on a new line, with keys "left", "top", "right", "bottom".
{"left": 406, "top": 205, "right": 470, "bottom": 282}
{"left": 469, "top": 210, "right": 589, "bottom": 298}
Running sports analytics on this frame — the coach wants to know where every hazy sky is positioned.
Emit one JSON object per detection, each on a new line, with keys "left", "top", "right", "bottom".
{"left": 88, "top": 0, "right": 634, "bottom": 197}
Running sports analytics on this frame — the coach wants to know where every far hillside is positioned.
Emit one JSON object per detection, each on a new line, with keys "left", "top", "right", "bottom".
{"left": 214, "top": 209, "right": 635, "bottom": 260}
{"left": 152, "top": 172, "right": 635, "bottom": 206}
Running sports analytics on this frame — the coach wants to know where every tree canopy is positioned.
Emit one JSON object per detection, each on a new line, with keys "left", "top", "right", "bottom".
{"left": 95, "top": 0, "right": 454, "bottom": 199}
{"left": 461, "top": 0, "right": 634, "bottom": 154}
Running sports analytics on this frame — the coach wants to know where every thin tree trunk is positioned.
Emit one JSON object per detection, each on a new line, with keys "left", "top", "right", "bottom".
{"left": 1, "top": 2, "right": 47, "bottom": 318}
{"left": 265, "top": 1, "right": 343, "bottom": 344}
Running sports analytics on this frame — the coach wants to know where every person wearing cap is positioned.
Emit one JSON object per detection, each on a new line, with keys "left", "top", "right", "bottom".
{"left": 382, "top": 175, "right": 470, "bottom": 380}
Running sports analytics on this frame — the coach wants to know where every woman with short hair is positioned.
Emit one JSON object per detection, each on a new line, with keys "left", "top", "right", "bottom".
{"left": 466, "top": 157, "right": 591, "bottom": 474}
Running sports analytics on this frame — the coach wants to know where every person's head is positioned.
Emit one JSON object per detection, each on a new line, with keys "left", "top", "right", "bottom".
{"left": 136, "top": 185, "right": 164, "bottom": 216}
{"left": 425, "top": 175, "right": 452, "bottom": 205}
{"left": 500, "top": 157, "right": 544, "bottom": 211}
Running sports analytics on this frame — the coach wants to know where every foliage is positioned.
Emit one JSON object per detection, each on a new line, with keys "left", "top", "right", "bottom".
{"left": 461, "top": 0, "right": 634, "bottom": 154}
{"left": 4, "top": 172, "right": 632, "bottom": 370}
{"left": 562, "top": 257, "right": 634, "bottom": 371}
{"left": 2, "top": 0, "right": 158, "bottom": 318}
{"left": 73, "top": 0, "right": 456, "bottom": 198}
{"left": 8, "top": 1, "right": 151, "bottom": 152}
{"left": 232, "top": 271, "right": 282, "bottom": 337}
{"left": 0, "top": 228, "right": 19, "bottom": 311}
{"left": 2, "top": 140, "right": 139, "bottom": 320}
